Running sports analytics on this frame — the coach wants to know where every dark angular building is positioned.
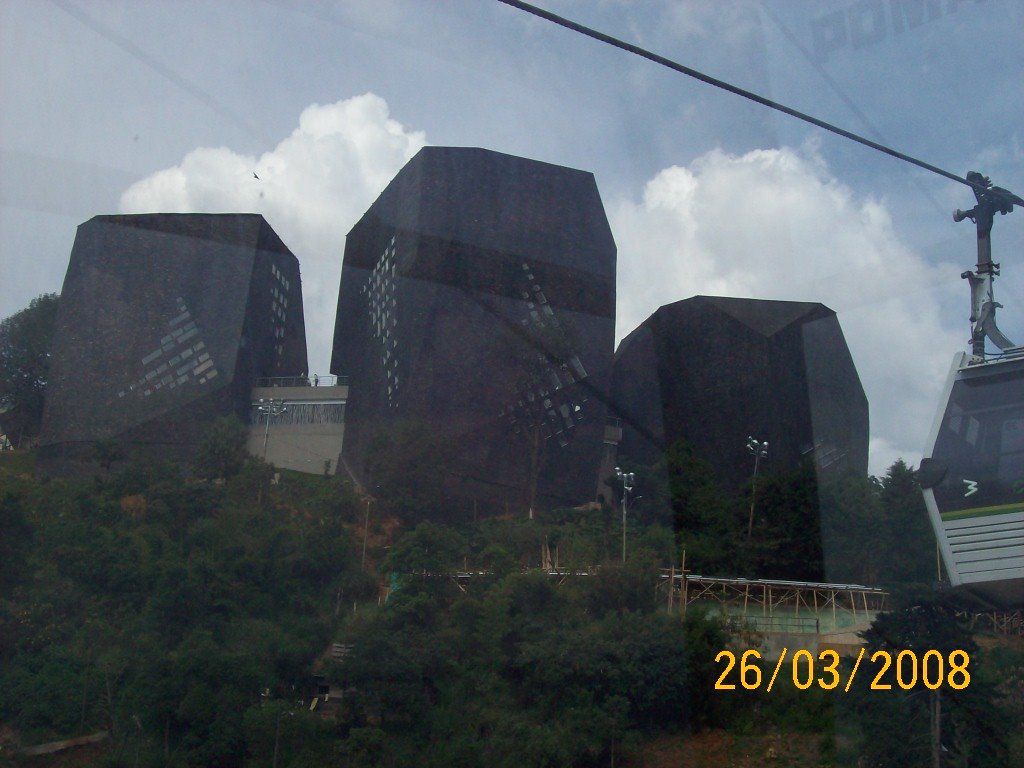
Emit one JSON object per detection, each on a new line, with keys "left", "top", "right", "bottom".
{"left": 39, "top": 214, "right": 307, "bottom": 471}
{"left": 330, "top": 147, "right": 616, "bottom": 514}
{"left": 611, "top": 296, "right": 868, "bottom": 489}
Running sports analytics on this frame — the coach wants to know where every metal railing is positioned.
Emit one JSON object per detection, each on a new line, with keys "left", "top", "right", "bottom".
{"left": 253, "top": 374, "right": 348, "bottom": 388}
{"left": 725, "top": 614, "right": 821, "bottom": 634}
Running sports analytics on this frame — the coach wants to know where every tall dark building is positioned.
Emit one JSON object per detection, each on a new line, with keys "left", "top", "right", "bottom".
{"left": 39, "top": 214, "right": 308, "bottom": 471}
{"left": 330, "top": 147, "right": 616, "bottom": 514}
{"left": 611, "top": 296, "right": 868, "bottom": 489}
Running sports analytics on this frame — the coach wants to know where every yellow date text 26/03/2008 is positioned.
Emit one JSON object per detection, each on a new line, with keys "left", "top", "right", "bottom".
{"left": 713, "top": 648, "right": 970, "bottom": 693}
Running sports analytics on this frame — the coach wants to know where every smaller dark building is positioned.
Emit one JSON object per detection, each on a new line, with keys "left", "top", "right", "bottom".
{"left": 610, "top": 296, "right": 868, "bottom": 489}
{"left": 39, "top": 214, "right": 308, "bottom": 473}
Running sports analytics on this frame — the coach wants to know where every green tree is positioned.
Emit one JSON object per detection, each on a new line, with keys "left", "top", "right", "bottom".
{"left": 664, "top": 440, "right": 746, "bottom": 576}
{"left": 194, "top": 416, "right": 249, "bottom": 480}
{"left": 682, "top": 608, "right": 737, "bottom": 728}
{"left": 0, "top": 293, "right": 59, "bottom": 445}
{"left": 91, "top": 438, "right": 126, "bottom": 473}
{"left": 746, "top": 462, "right": 824, "bottom": 580}
{"left": 878, "top": 459, "right": 936, "bottom": 585}
{"left": 818, "top": 470, "right": 885, "bottom": 584}
{"left": 243, "top": 700, "right": 333, "bottom": 767}
{"left": 852, "top": 599, "right": 1009, "bottom": 768}
{"left": 364, "top": 421, "right": 450, "bottom": 523}
{"left": 0, "top": 488, "right": 31, "bottom": 591}
{"left": 385, "top": 521, "right": 467, "bottom": 575}
{"left": 817, "top": 460, "right": 938, "bottom": 588}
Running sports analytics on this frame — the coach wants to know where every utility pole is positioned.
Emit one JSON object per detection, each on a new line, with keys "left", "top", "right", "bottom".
{"left": 271, "top": 709, "right": 293, "bottom": 768}
{"left": 680, "top": 549, "right": 688, "bottom": 619}
{"left": 930, "top": 688, "right": 941, "bottom": 768}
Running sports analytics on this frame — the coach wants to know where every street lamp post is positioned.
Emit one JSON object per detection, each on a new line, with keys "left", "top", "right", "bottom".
{"left": 362, "top": 497, "right": 372, "bottom": 569}
{"left": 615, "top": 467, "right": 635, "bottom": 563}
{"left": 257, "top": 398, "right": 288, "bottom": 459}
{"left": 746, "top": 436, "right": 769, "bottom": 539}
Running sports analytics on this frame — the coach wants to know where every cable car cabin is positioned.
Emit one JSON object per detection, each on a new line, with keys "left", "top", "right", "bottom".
{"left": 920, "top": 351, "right": 1024, "bottom": 606}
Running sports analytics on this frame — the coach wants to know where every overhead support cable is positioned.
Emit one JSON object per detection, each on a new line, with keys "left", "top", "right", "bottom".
{"left": 496, "top": 0, "right": 982, "bottom": 192}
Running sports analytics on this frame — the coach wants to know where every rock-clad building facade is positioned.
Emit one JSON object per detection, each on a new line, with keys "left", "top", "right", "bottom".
{"left": 611, "top": 296, "right": 868, "bottom": 489}
{"left": 39, "top": 214, "right": 308, "bottom": 472}
{"left": 331, "top": 147, "right": 617, "bottom": 514}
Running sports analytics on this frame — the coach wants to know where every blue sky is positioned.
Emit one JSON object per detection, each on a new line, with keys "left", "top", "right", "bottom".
{"left": 2, "top": 0, "right": 1021, "bottom": 473}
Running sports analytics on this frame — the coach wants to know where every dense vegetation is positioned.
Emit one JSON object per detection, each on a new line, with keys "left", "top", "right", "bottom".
{"left": 0, "top": 439, "right": 373, "bottom": 765}
{"left": 0, "top": 293, "right": 59, "bottom": 447}
{"left": 613, "top": 444, "right": 937, "bottom": 587}
{"left": 1, "top": 422, "right": 1021, "bottom": 767}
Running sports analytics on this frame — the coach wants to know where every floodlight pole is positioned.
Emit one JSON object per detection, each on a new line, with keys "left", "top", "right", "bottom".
{"left": 746, "top": 436, "right": 769, "bottom": 540}
{"left": 615, "top": 467, "right": 635, "bottom": 563}
{"left": 258, "top": 398, "right": 288, "bottom": 459}
{"left": 362, "top": 498, "right": 372, "bottom": 569}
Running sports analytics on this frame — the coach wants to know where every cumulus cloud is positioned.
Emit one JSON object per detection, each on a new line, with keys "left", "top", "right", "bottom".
{"left": 120, "top": 93, "right": 426, "bottom": 373}
{"left": 664, "top": 0, "right": 762, "bottom": 47}
{"left": 609, "top": 145, "right": 964, "bottom": 475}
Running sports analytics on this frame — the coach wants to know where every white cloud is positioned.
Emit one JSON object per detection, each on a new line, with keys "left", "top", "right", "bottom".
{"left": 609, "top": 145, "right": 964, "bottom": 475}
{"left": 120, "top": 93, "right": 426, "bottom": 374}
{"left": 664, "top": 0, "right": 761, "bottom": 46}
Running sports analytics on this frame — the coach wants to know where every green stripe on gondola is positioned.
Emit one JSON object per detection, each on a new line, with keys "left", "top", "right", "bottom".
{"left": 941, "top": 501, "right": 1024, "bottom": 521}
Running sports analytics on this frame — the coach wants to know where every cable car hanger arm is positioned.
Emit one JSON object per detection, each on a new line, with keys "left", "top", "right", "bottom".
{"left": 954, "top": 172, "right": 1023, "bottom": 357}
